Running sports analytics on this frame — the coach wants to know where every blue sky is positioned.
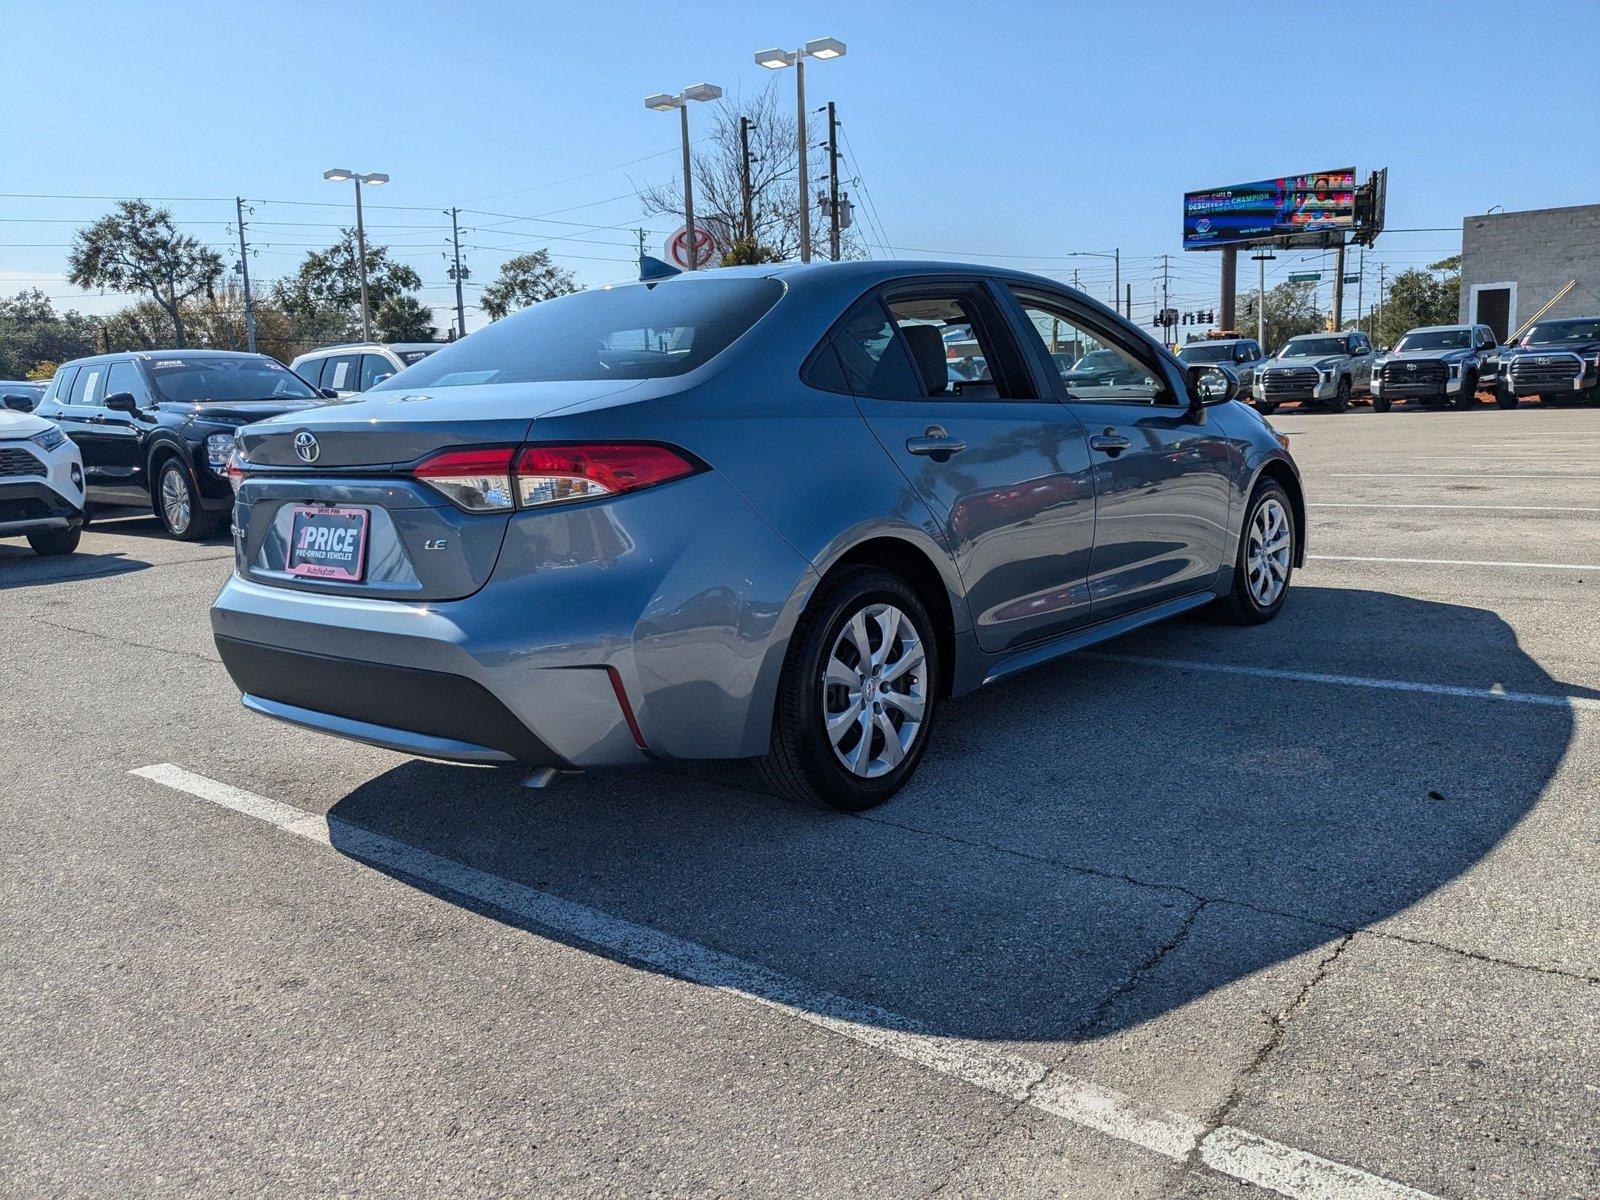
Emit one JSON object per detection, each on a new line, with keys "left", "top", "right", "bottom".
{"left": 6, "top": 0, "right": 1597, "bottom": 332}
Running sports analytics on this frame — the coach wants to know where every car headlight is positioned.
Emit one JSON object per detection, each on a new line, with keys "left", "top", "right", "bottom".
{"left": 29, "top": 425, "right": 67, "bottom": 452}
{"left": 206, "top": 432, "right": 236, "bottom": 468}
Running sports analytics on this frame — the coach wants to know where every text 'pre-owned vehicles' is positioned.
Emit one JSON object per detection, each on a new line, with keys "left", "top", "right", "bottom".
{"left": 1497, "top": 316, "right": 1600, "bottom": 407}
{"left": 212, "top": 261, "right": 1304, "bottom": 811}
{"left": 37, "top": 350, "right": 329, "bottom": 540}
{"left": 0, "top": 399, "right": 84, "bottom": 556}
{"left": 291, "top": 342, "right": 443, "bottom": 397}
{"left": 1370, "top": 324, "right": 1499, "bottom": 412}
{"left": 1251, "top": 330, "right": 1375, "bottom": 413}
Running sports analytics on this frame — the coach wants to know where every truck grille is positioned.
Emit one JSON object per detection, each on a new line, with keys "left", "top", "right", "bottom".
{"left": 1381, "top": 361, "right": 1447, "bottom": 395}
{"left": 0, "top": 446, "right": 44, "bottom": 478}
{"left": 1508, "top": 355, "right": 1582, "bottom": 390}
{"left": 1261, "top": 368, "right": 1320, "bottom": 397}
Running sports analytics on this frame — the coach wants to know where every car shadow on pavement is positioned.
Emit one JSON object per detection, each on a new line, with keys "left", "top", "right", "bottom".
{"left": 0, "top": 546, "right": 154, "bottom": 589}
{"left": 325, "top": 585, "right": 1586, "bottom": 1045}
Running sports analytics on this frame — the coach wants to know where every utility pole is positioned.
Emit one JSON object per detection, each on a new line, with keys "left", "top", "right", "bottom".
{"left": 1356, "top": 245, "right": 1366, "bottom": 332}
{"left": 1250, "top": 250, "right": 1276, "bottom": 350}
{"left": 1160, "top": 255, "right": 1172, "bottom": 348}
{"left": 1125, "top": 282, "right": 1131, "bottom": 320}
{"left": 637, "top": 228, "right": 648, "bottom": 264}
{"left": 1220, "top": 245, "right": 1237, "bottom": 331}
{"left": 825, "top": 101, "right": 842, "bottom": 261}
{"left": 1331, "top": 242, "right": 1348, "bottom": 329}
{"left": 1114, "top": 248, "right": 1120, "bottom": 315}
{"left": 234, "top": 197, "right": 256, "bottom": 354}
{"left": 1072, "top": 268, "right": 1080, "bottom": 291}
{"left": 738, "top": 116, "right": 755, "bottom": 243}
{"left": 1377, "top": 263, "right": 1387, "bottom": 343}
{"left": 448, "top": 206, "right": 467, "bottom": 340}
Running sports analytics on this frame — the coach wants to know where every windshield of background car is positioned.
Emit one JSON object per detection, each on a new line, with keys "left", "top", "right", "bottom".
{"left": 1278, "top": 338, "right": 1347, "bottom": 357}
{"left": 1177, "top": 344, "right": 1234, "bottom": 363}
{"left": 375, "top": 279, "right": 784, "bottom": 387}
{"left": 1524, "top": 319, "right": 1600, "bottom": 345}
{"left": 145, "top": 357, "right": 321, "bottom": 403}
{"left": 1395, "top": 329, "right": 1471, "bottom": 352}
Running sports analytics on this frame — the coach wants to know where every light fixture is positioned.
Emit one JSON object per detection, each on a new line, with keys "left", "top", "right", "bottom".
{"left": 804, "top": 37, "right": 846, "bottom": 59}
{"left": 644, "top": 82, "right": 725, "bottom": 270}
{"left": 323, "top": 168, "right": 353, "bottom": 182}
{"left": 750, "top": 37, "right": 848, "bottom": 262}
{"left": 754, "top": 48, "right": 793, "bottom": 69}
{"left": 643, "top": 92, "right": 681, "bottom": 111}
{"left": 361, "top": 172, "right": 389, "bottom": 186}
{"left": 681, "top": 82, "right": 723, "bottom": 103}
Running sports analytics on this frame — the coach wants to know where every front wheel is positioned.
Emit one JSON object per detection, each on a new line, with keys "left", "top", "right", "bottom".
{"left": 155, "top": 458, "right": 221, "bottom": 541}
{"left": 1252, "top": 402, "right": 1279, "bottom": 417}
{"left": 1453, "top": 371, "right": 1478, "bottom": 409}
{"left": 1373, "top": 394, "right": 1393, "bottom": 413}
{"left": 1210, "top": 480, "right": 1294, "bottom": 626}
{"left": 758, "top": 566, "right": 939, "bottom": 811}
{"left": 1327, "top": 378, "right": 1351, "bottom": 413}
{"left": 26, "top": 525, "right": 80, "bottom": 556}
{"left": 1496, "top": 386, "right": 1519, "bottom": 409}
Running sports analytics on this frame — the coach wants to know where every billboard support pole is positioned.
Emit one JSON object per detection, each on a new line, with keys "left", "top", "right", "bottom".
{"left": 1220, "top": 246, "right": 1237, "bottom": 331}
{"left": 1331, "top": 242, "right": 1347, "bottom": 330}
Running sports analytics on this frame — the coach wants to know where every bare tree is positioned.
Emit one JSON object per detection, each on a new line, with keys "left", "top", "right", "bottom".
{"left": 639, "top": 82, "right": 865, "bottom": 263}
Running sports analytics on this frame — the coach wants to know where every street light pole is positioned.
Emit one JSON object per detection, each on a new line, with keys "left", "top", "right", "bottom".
{"left": 756, "top": 38, "right": 846, "bottom": 265}
{"left": 1065, "top": 249, "right": 1120, "bottom": 313}
{"left": 645, "top": 83, "right": 724, "bottom": 271}
{"left": 324, "top": 168, "right": 389, "bottom": 342}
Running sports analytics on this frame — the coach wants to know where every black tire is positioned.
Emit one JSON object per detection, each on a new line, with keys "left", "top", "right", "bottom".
{"left": 26, "top": 525, "right": 80, "bottom": 556}
{"left": 1209, "top": 479, "right": 1294, "bottom": 626}
{"left": 1327, "top": 378, "right": 1350, "bottom": 413}
{"left": 1252, "top": 402, "right": 1278, "bottom": 417}
{"left": 1453, "top": 370, "right": 1478, "bottom": 409}
{"left": 758, "top": 566, "right": 940, "bottom": 812}
{"left": 1496, "top": 387, "right": 1519, "bottom": 410}
{"left": 1373, "top": 394, "right": 1393, "bottom": 413}
{"left": 154, "top": 457, "right": 221, "bottom": 541}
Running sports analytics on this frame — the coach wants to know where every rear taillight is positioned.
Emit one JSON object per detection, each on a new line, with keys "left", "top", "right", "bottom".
{"left": 411, "top": 443, "right": 697, "bottom": 513}
{"left": 514, "top": 444, "right": 697, "bottom": 509}
{"left": 412, "top": 447, "right": 518, "bottom": 512}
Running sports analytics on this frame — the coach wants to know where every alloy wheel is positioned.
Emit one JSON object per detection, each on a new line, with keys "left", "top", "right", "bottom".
{"left": 1245, "top": 497, "right": 1291, "bottom": 608}
{"left": 821, "top": 603, "right": 927, "bottom": 778}
{"left": 160, "top": 465, "right": 191, "bottom": 535}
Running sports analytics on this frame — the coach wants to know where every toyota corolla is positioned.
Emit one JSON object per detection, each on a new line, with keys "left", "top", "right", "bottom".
{"left": 212, "top": 261, "right": 1304, "bottom": 810}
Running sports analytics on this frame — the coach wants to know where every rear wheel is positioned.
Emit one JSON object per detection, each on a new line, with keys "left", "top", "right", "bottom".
{"left": 26, "top": 525, "right": 80, "bottom": 556}
{"left": 155, "top": 458, "right": 220, "bottom": 541}
{"left": 1327, "top": 378, "right": 1351, "bottom": 413}
{"left": 758, "top": 566, "right": 939, "bottom": 811}
{"left": 1210, "top": 480, "right": 1294, "bottom": 626}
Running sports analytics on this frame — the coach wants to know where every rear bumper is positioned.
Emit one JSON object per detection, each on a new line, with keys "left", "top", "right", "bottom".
{"left": 0, "top": 480, "right": 83, "bottom": 538}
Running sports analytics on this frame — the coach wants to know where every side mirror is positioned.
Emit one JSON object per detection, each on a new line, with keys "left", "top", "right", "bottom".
{"left": 104, "top": 391, "right": 140, "bottom": 414}
{"left": 1185, "top": 364, "right": 1232, "bottom": 407}
{"left": 3, "top": 393, "right": 35, "bottom": 413}
{"left": 320, "top": 387, "right": 339, "bottom": 399}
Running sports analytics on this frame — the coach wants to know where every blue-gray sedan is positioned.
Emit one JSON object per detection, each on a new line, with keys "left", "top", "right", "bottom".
{"left": 212, "top": 260, "right": 1304, "bottom": 810}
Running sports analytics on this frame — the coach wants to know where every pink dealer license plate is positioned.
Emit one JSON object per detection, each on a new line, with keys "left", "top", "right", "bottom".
{"left": 286, "top": 505, "right": 370, "bottom": 582}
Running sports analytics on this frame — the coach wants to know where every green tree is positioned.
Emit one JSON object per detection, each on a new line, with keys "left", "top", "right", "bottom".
{"left": 1235, "top": 281, "right": 1324, "bottom": 353}
{"left": 1362, "top": 257, "right": 1460, "bottom": 349}
{"left": 0, "top": 290, "right": 99, "bottom": 377}
{"left": 719, "top": 237, "right": 784, "bottom": 267}
{"left": 479, "top": 250, "right": 580, "bottom": 320}
{"left": 374, "top": 294, "right": 438, "bottom": 342}
{"left": 66, "top": 200, "right": 224, "bottom": 348}
{"left": 271, "top": 230, "right": 424, "bottom": 344}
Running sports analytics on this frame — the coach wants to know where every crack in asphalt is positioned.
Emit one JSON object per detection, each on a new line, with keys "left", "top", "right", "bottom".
{"left": 25, "top": 613, "right": 222, "bottom": 666}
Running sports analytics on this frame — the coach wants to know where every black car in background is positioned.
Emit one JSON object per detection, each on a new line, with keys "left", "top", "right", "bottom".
{"left": 36, "top": 350, "right": 330, "bottom": 540}
{"left": 1498, "top": 317, "right": 1600, "bottom": 407}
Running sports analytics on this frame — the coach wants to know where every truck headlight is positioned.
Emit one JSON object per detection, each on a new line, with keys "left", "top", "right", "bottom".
{"left": 206, "top": 432, "right": 236, "bottom": 468}
{"left": 1448, "top": 362, "right": 1462, "bottom": 378}
{"left": 1318, "top": 368, "right": 1335, "bottom": 383}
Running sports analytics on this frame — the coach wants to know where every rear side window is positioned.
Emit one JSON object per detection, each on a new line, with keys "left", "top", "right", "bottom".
{"left": 71, "top": 364, "right": 105, "bottom": 405}
{"left": 375, "top": 278, "right": 783, "bottom": 388}
{"left": 829, "top": 297, "right": 922, "bottom": 399}
{"left": 322, "top": 354, "right": 360, "bottom": 391}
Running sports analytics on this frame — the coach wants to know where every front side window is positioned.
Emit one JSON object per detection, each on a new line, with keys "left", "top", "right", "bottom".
{"left": 360, "top": 353, "right": 396, "bottom": 390}
{"left": 1011, "top": 290, "right": 1163, "bottom": 404}
{"left": 376, "top": 278, "right": 783, "bottom": 388}
{"left": 105, "top": 360, "right": 144, "bottom": 402}
{"left": 144, "top": 357, "right": 320, "bottom": 403}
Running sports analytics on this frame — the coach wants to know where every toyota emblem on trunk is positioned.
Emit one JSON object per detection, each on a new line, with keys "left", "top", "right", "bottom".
{"left": 293, "top": 431, "right": 320, "bottom": 463}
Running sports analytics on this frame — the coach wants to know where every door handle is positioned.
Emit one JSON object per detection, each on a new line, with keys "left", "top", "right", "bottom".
{"left": 906, "top": 426, "right": 966, "bottom": 461}
{"left": 1089, "top": 431, "right": 1133, "bottom": 456}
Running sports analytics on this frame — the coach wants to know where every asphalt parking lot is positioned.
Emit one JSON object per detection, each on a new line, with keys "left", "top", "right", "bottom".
{"left": 3, "top": 404, "right": 1597, "bottom": 1199}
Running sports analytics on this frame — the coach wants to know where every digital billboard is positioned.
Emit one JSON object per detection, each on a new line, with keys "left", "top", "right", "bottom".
{"left": 1183, "top": 169, "right": 1357, "bottom": 249}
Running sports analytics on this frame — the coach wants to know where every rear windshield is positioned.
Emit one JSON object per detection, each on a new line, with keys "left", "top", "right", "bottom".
{"left": 375, "top": 278, "right": 784, "bottom": 388}
{"left": 146, "top": 357, "right": 320, "bottom": 403}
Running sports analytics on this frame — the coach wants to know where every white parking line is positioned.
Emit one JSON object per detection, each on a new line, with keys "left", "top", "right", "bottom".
{"left": 1311, "top": 502, "right": 1600, "bottom": 513}
{"left": 1310, "top": 553, "right": 1599, "bottom": 572}
{"left": 131, "top": 762, "right": 1441, "bottom": 1200}
{"left": 1080, "top": 654, "right": 1600, "bottom": 712}
{"left": 1330, "top": 472, "right": 1600, "bottom": 480}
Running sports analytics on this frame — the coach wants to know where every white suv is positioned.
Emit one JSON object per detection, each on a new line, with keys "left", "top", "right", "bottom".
{"left": 0, "top": 397, "right": 85, "bottom": 555}
{"left": 290, "top": 343, "right": 443, "bottom": 397}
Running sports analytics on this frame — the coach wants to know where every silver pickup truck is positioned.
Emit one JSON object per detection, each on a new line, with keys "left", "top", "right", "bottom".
{"left": 1251, "top": 331, "right": 1376, "bottom": 414}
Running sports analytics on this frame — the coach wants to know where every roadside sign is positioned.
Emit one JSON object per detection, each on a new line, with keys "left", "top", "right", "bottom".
{"left": 1288, "top": 272, "right": 1322, "bottom": 283}
{"left": 665, "top": 225, "right": 716, "bottom": 270}
{"left": 1342, "top": 273, "right": 1361, "bottom": 284}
